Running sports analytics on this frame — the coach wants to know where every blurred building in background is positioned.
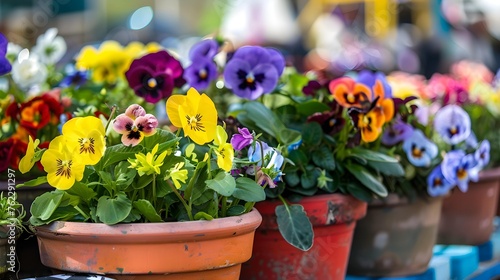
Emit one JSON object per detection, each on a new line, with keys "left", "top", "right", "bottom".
{"left": 1, "top": 0, "right": 500, "bottom": 77}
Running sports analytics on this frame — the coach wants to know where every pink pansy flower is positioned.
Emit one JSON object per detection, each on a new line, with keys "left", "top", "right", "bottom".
{"left": 113, "top": 104, "right": 158, "bottom": 146}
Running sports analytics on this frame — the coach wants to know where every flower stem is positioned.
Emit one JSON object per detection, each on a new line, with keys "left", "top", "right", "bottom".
{"left": 152, "top": 174, "right": 157, "bottom": 210}
{"left": 221, "top": 196, "right": 227, "bottom": 217}
{"left": 167, "top": 180, "right": 193, "bottom": 221}
{"left": 74, "top": 205, "right": 90, "bottom": 220}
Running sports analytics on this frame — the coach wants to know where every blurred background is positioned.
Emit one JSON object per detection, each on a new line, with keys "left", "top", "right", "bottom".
{"left": 2, "top": 0, "right": 500, "bottom": 78}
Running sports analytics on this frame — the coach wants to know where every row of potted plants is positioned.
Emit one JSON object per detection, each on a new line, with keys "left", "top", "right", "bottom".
{"left": 0, "top": 29, "right": 499, "bottom": 279}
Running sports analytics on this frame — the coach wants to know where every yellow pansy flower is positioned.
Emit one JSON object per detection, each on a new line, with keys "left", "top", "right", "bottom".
{"left": 128, "top": 144, "right": 168, "bottom": 176}
{"left": 166, "top": 162, "right": 188, "bottom": 189}
{"left": 166, "top": 87, "right": 217, "bottom": 145}
{"left": 214, "top": 125, "right": 234, "bottom": 172}
{"left": 19, "top": 136, "right": 40, "bottom": 174}
{"left": 41, "top": 136, "right": 85, "bottom": 190}
{"left": 62, "top": 116, "right": 106, "bottom": 165}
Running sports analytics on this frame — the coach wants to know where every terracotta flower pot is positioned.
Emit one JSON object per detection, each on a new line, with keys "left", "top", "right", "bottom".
{"left": 35, "top": 209, "right": 262, "bottom": 279}
{"left": 347, "top": 195, "right": 443, "bottom": 277}
{"left": 241, "top": 194, "right": 367, "bottom": 280}
{"left": 438, "top": 168, "right": 500, "bottom": 245}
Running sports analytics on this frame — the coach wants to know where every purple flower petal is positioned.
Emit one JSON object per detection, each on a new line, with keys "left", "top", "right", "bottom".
{"left": 382, "top": 119, "right": 414, "bottom": 146}
{"left": 427, "top": 165, "right": 454, "bottom": 197}
{"left": 189, "top": 39, "right": 218, "bottom": 60}
{"left": 135, "top": 114, "right": 158, "bottom": 136}
{"left": 434, "top": 104, "right": 471, "bottom": 144}
{"left": 126, "top": 50, "right": 183, "bottom": 103}
{"left": 0, "top": 33, "right": 11, "bottom": 76}
{"left": 441, "top": 150, "right": 475, "bottom": 192}
{"left": 184, "top": 57, "right": 218, "bottom": 91}
{"left": 266, "top": 48, "right": 285, "bottom": 76}
{"left": 230, "top": 127, "right": 253, "bottom": 151}
{"left": 232, "top": 46, "right": 272, "bottom": 69}
{"left": 402, "top": 129, "right": 438, "bottom": 167}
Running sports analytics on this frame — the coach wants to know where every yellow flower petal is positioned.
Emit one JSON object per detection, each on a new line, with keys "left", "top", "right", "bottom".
{"left": 217, "top": 143, "right": 234, "bottom": 172}
{"left": 166, "top": 94, "right": 187, "bottom": 128}
{"left": 41, "top": 147, "right": 85, "bottom": 190}
{"left": 174, "top": 88, "right": 217, "bottom": 145}
{"left": 19, "top": 136, "right": 40, "bottom": 174}
{"left": 214, "top": 125, "right": 228, "bottom": 146}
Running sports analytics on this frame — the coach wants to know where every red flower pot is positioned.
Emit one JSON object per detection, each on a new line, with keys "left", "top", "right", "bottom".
{"left": 241, "top": 194, "right": 367, "bottom": 280}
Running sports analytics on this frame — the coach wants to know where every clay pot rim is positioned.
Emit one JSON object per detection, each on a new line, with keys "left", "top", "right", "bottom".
{"left": 35, "top": 208, "right": 262, "bottom": 243}
{"left": 477, "top": 166, "right": 500, "bottom": 182}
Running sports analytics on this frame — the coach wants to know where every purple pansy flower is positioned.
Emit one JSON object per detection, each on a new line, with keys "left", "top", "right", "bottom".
{"left": 230, "top": 127, "right": 254, "bottom": 151}
{"left": 441, "top": 150, "right": 475, "bottom": 192}
{"left": 468, "top": 140, "right": 491, "bottom": 182}
{"left": 475, "top": 140, "right": 490, "bottom": 168}
{"left": 402, "top": 129, "right": 438, "bottom": 167}
{"left": 356, "top": 70, "right": 392, "bottom": 98}
{"left": 125, "top": 50, "right": 184, "bottom": 104}
{"left": 189, "top": 39, "right": 218, "bottom": 60}
{"left": 184, "top": 57, "right": 217, "bottom": 91}
{"left": 0, "top": 33, "right": 12, "bottom": 76}
{"left": 427, "top": 165, "right": 454, "bottom": 197}
{"left": 223, "top": 46, "right": 285, "bottom": 100}
{"left": 60, "top": 70, "right": 88, "bottom": 88}
{"left": 434, "top": 104, "right": 471, "bottom": 145}
{"left": 382, "top": 119, "right": 414, "bottom": 146}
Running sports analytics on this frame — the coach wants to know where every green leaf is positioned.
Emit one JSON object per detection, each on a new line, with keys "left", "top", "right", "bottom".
{"left": 283, "top": 169, "right": 300, "bottom": 187}
{"left": 141, "top": 129, "right": 179, "bottom": 152}
{"left": 226, "top": 205, "right": 246, "bottom": 216}
{"left": 115, "top": 161, "right": 137, "bottom": 189}
{"left": 96, "top": 193, "right": 132, "bottom": 225}
{"left": 312, "top": 146, "right": 335, "bottom": 171}
{"left": 345, "top": 163, "right": 388, "bottom": 197}
{"left": 276, "top": 204, "right": 313, "bottom": 251}
{"left": 17, "top": 176, "right": 48, "bottom": 188}
{"left": 346, "top": 183, "right": 374, "bottom": 202}
{"left": 296, "top": 100, "right": 331, "bottom": 116}
{"left": 29, "top": 206, "right": 81, "bottom": 226}
{"left": 367, "top": 160, "right": 405, "bottom": 177}
{"left": 288, "top": 149, "right": 308, "bottom": 167}
{"left": 242, "top": 102, "right": 286, "bottom": 139}
{"left": 66, "top": 181, "right": 97, "bottom": 203}
{"left": 278, "top": 128, "right": 302, "bottom": 147}
{"left": 350, "top": 148, "right": 400, "bottom": 163}
{"left": 122, "top": 208, "right": 142, "bottom": 223}
{"left": 194, "top": 211, "right": 214, "bottom": 220}
{"left": 94, "top": 144, "right": 143, "bottom": 171}
{"left": 205, "top": 172, "right": 236, "bottom": 197}
{"left": 300, "top": 167, "right": 321, "bottom": 189}
{"left": 233, "top": 177, "right": 266, "bottom": 202}
{"left": 133, "top": 199, "right": 162, "bottom": 222}
{"left": 185, "top": 161, "right": 207, "bottom": 201}
{"left": 301, "top": 122, "right": 323, "bottom": 146}
{"left": 30, "top": 191, "right": 63, "bottom": 221}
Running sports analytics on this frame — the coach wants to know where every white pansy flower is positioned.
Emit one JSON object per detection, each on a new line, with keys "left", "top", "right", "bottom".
{"left": 11, "top": 49, "right": 47, "bottom": 90}
{"left": 6, "top": 42, "right": 21, "bottom": 63}
{"left": 32, "top": 28, "right": 67, "bottom": 65}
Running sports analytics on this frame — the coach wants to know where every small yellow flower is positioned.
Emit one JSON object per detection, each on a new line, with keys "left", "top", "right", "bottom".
{"left": 214, "top": 126, "right": 234, "bottom": 172}
{"left": 19, "top": 136, "right": 40, "bottom": 174}
{"left": 166, "top": 162, "right": 188, "bottom": 189}
{"left": 41, "top": 136, "right": 85, "bottom": 190}
{"left": 128, "top": 144, "right": 168, "bottom": 176}
{"left": 166, "top": 87, "right": 217, "bottom": 145}
{"left": 62, "top": 116, "right": 106, "bottom": 165}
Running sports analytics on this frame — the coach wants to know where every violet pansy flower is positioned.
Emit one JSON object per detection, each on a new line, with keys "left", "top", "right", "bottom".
{"left": 475, "top": 140, "right": 490, "bottom": 168}
{"left": 125, "top": 51, "right": 184, "bottom": 104}
{"left": 230, "top": 127, "right": 254, "bottom": 151}
{"left": 0, "top": 33, "right": 11, "bottom": 76}
{"left": 382, "top": 119, "right": 414, "bottom": 146}
{"left": 434, "top": 104, "right": 471, "bottom": 145}
{"left": 427, "top": 165, "right": 454, "bottom": 197}
{"left": 402, "top": 129, "right": 438, "bottom": 167}
{"left": 184, "top": 56, "right": 218, "bottom": 91}
{"left": 113, "top": 104, "right": 158, "bottom": 147}
{"left": 223, "top": 46, "right": 285, "bottom": 100}
{"left": 188, "top": 39, "right": 218, "bottom": 60}
{"left": 441, "top": 150, "right": 475, "bottom": 192}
